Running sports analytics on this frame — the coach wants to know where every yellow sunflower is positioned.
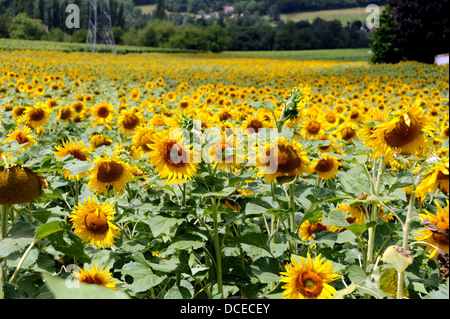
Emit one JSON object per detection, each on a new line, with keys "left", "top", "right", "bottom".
{"left": 53, "top": 139, "right": 91, "bottom": 180}
{"left": 117, "top": 109, "right": 144, "bottom": 136}
{"left": 6, "top": 126, "right": 37, "bottom": 150}
{"left": 415, "top": 160, "right": 449, "bottom": 201}
{"left": 298, "top": 219, "right": 329, "bottom": 241}
{"left": 415, "top": 200, "right": 449, "bottom": 259}
{"left": 70, "top": 197, "right": 120, "bottom": 249}
{"left": 242, "top": 114, "right": 271, "bottom": 135}
{"left": 300, "top": 116, "right": 324, "bottom": 139}
{"left": 280, "top": 253, "right": 339, "bottom": 299}
{"left": 72, "top": 264, "right": 118, "bottom": 289}
{"left": 364, "top": 99, "right": 435, "bottom": 160}
{"left": 88, "top": 153, "right": 133, "bottom": 195}
{"left": 255, "top": 137, "right": 312, "bottom": 183}
{"left": 312, "top": 155, "right": 341, "bottom": 180}
{"left": 0, "top": 165, "right": 46, "bottom": 205}
{"left": 148, "top": 129, "right": 198, "bottom": 184}
{"left": 56, "top": 105, "right": 74, "bottom": 124}
{"left": 22, "top": 101, "right": 51, "bottom": 130}
{"left": 132, "top": 124, "right": 157, "bottom": 155}
{"left": 92, "top": 101, "right": 115, "bottom": 127}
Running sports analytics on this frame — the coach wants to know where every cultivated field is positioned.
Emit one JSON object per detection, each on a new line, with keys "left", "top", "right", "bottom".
{"left": 0, "top": 47, "right": 448, "bottom": 300}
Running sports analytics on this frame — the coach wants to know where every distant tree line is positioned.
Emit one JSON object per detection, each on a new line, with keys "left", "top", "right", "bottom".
{"left": 0, "top": 0, "right": 372, "bottom": 52}
{"left": 138, "top": 0, "right": 387, "bottom": 14}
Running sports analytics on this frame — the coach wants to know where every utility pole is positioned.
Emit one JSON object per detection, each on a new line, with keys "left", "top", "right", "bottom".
{"left": 86, "top": 0, "right": 116, "bottom": 54}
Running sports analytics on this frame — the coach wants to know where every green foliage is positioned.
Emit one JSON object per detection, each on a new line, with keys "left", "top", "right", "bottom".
{"left": 8, "top": 13, "right": 45, "bottom": 40}
{"left": 370, "top": 6, "right": 403, "bottom": 64}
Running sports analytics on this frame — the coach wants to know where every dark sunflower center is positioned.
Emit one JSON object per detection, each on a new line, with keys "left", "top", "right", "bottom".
{"left": 98, "top": 107, "right": 109, "bottom": 118}
{"left": 307, "top": 121, "right": 321, "bottom": 134}
{"left": 247, "top": 119, "right": 263, "bottom": 133}
{"left": 84, "top": 211, "right": 109, "bottom": 234}
{"left": 297, "top": 271, "right": 324, "bottom": 298}
{"left": 326, "top": 114, "right": 336, "bottom": 123}
{"left": 384, "top": 114, "right": 421, "bottom": 148}
{"left": 122, "top": 114, "right": 140, "bottom": 130}
{"left": 15, "top": 133, "right": 29, "bottom": 144}
{"left": 29, "top": 109, "right": 45, "bottom": 121}
{"left": 60, "top": 108, "right": 72, "bottom": 120}
{"left": 80, "top": 273, "right": 106, "bottom": 285}
{"left": 68, "top": 149, "right": 88, "bottom": 161}
{"left": 341, "top": 127, "right": 356, "bottom": 141}
{"left": 96, "top": 161, "right": 124, "bottom": 183}
{"left": 433, "top": 221, "right": 449, "bottom": 246}
{"left": 307, "top": 222, "right": 327, "bottom": 236}
{"left": 163, "top": 141, "right": 188, "bottom": 168}
{"left": 314, "top": 158, "right": 334, "bottom": 173}
{"left": 274, "top": 144, "right": 301, "bottom": 173}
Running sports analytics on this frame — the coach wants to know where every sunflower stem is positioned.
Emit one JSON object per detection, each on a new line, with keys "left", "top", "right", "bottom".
{"left": 397, "top": 173, "right": 421, "bottom": 299}
{"left": 1, "top": 205, "right": 10, "bottom": 299}
{"left": 211, "top": 197, "right": 223, "bottom": 298}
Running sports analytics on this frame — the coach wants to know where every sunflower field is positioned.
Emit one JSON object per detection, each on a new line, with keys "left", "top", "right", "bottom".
{"left": 0, "top": 48, "right": 448, "bottom": 301}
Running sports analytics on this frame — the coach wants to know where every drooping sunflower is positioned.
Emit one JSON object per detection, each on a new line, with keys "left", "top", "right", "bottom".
{"left": 148, "top": 129, "right": 198, "bottom": 184}
{"left": 280, "top": 253, "right": 339, "bottom": 299}
{"left": 70, "top": 197, "right": 120, "bottom": 249}
{"left": 311, "top": 155, "right": 341, "bottom": 180}
{"left": 6, "top": 126, "right": 37, "bottom": 150}
{"left": 132, "top": 124, "right": 157, "bottom": 155}
{"left": 414, "top": 200, "right": 449, "bottom": 259}
{"left": 0, "top": 165, "right": 46, "bottom": 205}
{"left": 89, "top": 133, "right": 113, "bottom": 149}
{"left": 255, "top": 137, "right": 312, "bottom": 183}
{"left": 117, "top": 109, "right": 144, "bottom": 136}
{"left": 364, "top": 99, "right": 435, "bottom": 160}
{"left": 72, "top": 264, "right": 119, "bottom": 290}
{"left": 88, "top": 153, "right": 133, "bottom": 195}
{"left": 53, "top": 139, "right": 91, "bottom": 180}
{"left": 415, "top": 160, "right": 449, "bottom": 201}
{"left": 91, "top": 101, "right": 115, "bottom": 127}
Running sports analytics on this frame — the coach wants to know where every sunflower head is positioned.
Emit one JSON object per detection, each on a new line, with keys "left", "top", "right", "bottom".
{"left": 364, "top": 99, "right": 435, "bottom": 160}
{"left": 88, "top": 153, "right": 133, "bottom": 195}
{"left": 0, "top": 165, "right": 45, "bottom": 205}
{"left": 255, "top": 137, "right": 312, "bottom": 182}
{"left": 415, "top": 200, "right": 449, "bottom": 259}
{"left": 148, "top": 129, "right": 198, "bottom": 184}
{"left": 70, "top": 197, "right": 120, "bottom": 249}
{"left": 312, "top": 155, "right": 341, "bottom": 180}
{"left": 72, "top": 264, "right": 119, "bottom": 290}
{"left": 53, "top": 139, "right": 91, "bottom": 180}
{"left": 280, "top": 253, "right": 339, "bottom": 299}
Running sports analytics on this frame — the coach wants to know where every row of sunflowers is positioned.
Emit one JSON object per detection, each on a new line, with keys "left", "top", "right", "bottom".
{"left": 0, "top": 49, "right": 448, "bottom": 299}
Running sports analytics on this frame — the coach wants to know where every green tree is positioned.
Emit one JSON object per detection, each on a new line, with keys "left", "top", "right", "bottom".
{"left": 370, "top": 6, "right": 403, "bottom": 63}
{"left": 168, "top": 25, "right": 208, "bottom": 51}
{"left": 156, "top": 0, "right": 167, "bottom": 20}
{"left": 0, "top": 13, "right": 10, "bottom": 38}
{"left": 205, "top": 24, "right": 231, "bottom": 52}
{"left": 140, "top": 24, "right": 159, "bottom": 47}
{"left": 9, "top": 13, "right": 45, "bottom": 40}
